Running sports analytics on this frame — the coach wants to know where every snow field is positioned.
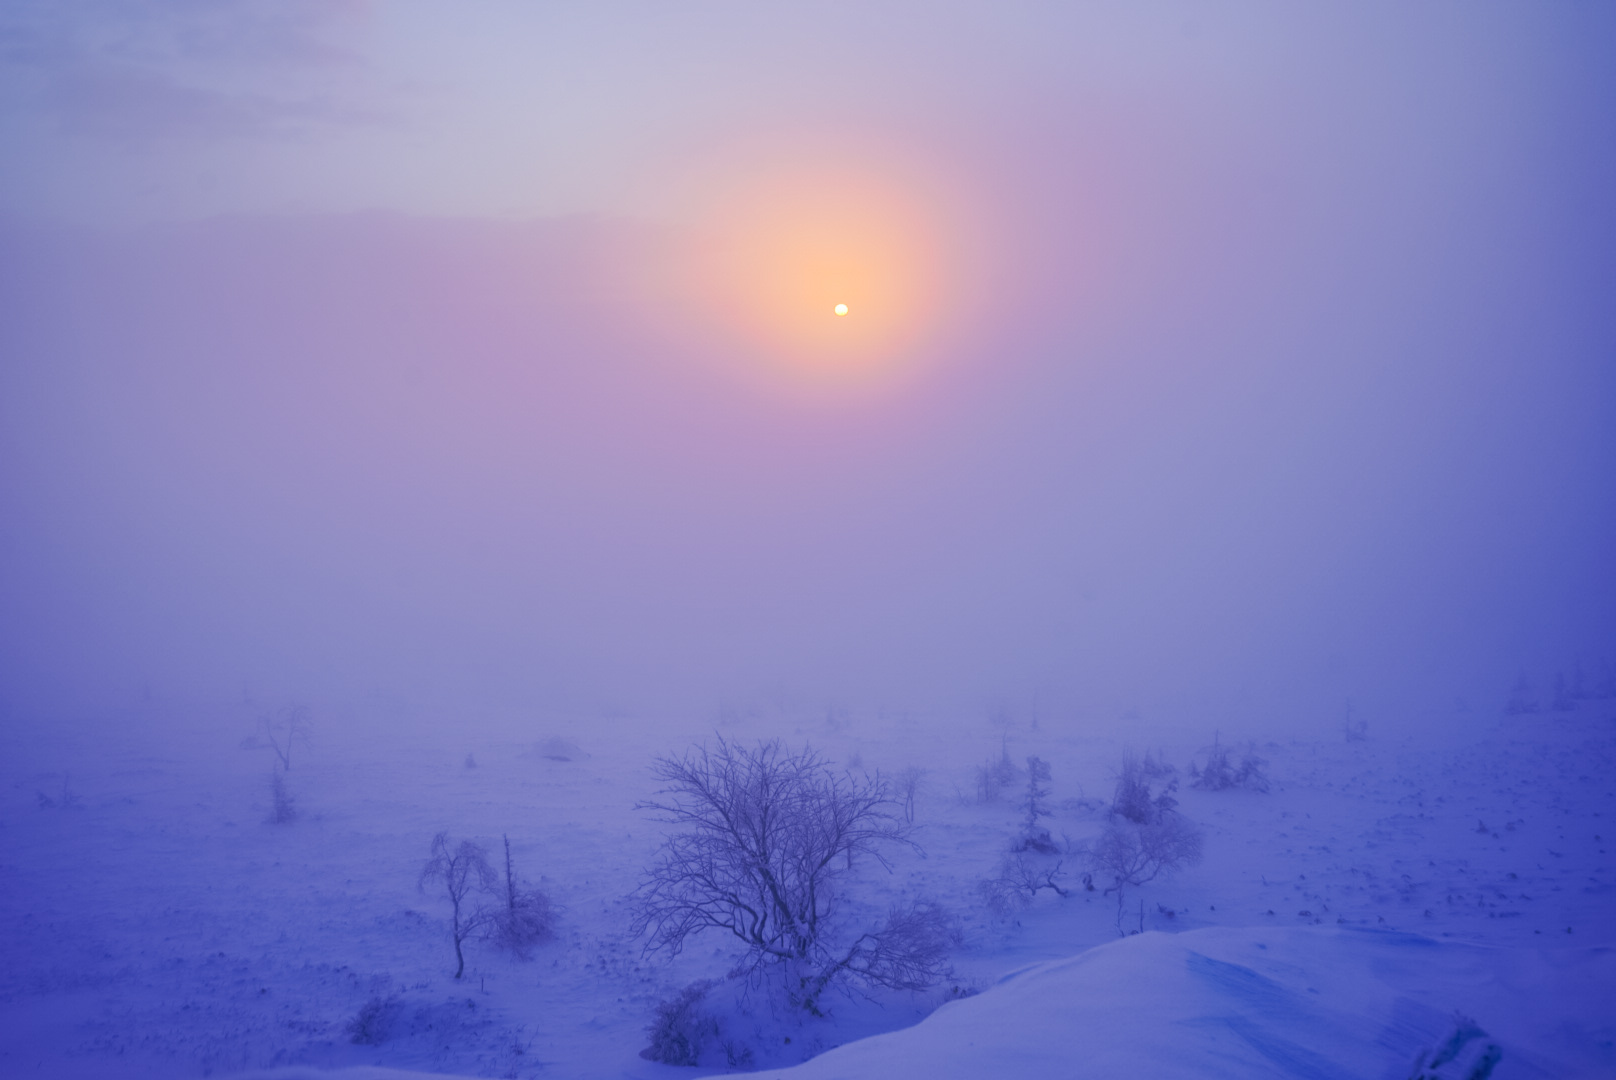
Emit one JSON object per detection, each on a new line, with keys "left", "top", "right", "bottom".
{"left": 1, "top": 698, "right": 1612, "bottom": 1076}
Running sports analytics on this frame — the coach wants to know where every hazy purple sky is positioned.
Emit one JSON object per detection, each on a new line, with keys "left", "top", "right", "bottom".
{"left": 1, "top": 3, "right": 1613, "bottom": 727}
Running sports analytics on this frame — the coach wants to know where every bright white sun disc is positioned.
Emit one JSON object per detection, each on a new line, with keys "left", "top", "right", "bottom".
{"left": 834, "top": 303, "right": 849, "bottom": 317}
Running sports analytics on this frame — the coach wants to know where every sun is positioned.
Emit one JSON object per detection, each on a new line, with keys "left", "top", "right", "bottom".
{"left": 834, "top": 303, "right": 849, "bottom": 317}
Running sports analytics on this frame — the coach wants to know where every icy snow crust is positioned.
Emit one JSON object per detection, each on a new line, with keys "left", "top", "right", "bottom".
{"left": 747, "top": 926, "right": 1613, "bottom": 1078}
{"left": 2, "top": 701, "right": 1612, "bottom": 1077}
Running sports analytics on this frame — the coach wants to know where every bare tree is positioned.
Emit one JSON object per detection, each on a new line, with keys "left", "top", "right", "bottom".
{"left": 261, "top": 703, "right": 311, "bottom": 771}
{"left": 1089, "top": 815, "right": 1203, "bottom": 935}
{"left": 633, "top": 737, "right": 949, "bottom": 1011}
{"left": 419, "top": 833, "right": 497, "bottom": 978}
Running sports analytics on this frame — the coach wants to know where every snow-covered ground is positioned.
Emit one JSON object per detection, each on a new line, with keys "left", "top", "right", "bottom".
{"left": 2, "top": 696, "right": 1612, "bottom": 1078}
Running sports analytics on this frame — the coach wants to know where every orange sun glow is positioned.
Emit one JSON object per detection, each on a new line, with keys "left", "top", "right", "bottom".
{"left": 675, "top": 156, "right": 956, "bottom": 395}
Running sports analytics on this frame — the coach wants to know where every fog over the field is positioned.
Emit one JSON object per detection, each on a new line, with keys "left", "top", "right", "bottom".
{"left": 1, "top": 3, "right": 1613, "bottom": 731}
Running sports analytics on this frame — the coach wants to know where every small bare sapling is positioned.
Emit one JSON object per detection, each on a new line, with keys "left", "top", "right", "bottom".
{"left": 491, "top": 834, "right": 554, "bottom": 957}
{"left": 261, "top": 703, "right": 311, "bottom": 771}
{"left": 419, "top": 832, "right": 497, "bottom": 978}
{"left": 897, "top": 766, "right": 925, "bottom": 824}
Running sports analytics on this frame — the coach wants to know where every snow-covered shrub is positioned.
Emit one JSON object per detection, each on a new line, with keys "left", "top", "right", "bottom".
{"left": 643, "top": 979, "right": 720, "bottom": 1065}
{"left": 1014, "top": 755, "right": 1058, "bottom": 853}
{"left": 419, "top": 832, "right": 497, "bottom": 978}
{"left": 1551, "top": 671, "right": 1576, "bottom": 713}
{"left": 721, "top": 1037, "right": 756, "bottom": 1068}
{"left": 34, "top": 774, "right": 81, "bottom": 810}
{"left": 536, "top": 736, "right": 582, "bottom": 762}
{"left": 975, "top": 738, "right": 1022, "bottom": 802}
{"left": 1110, "top": 750, "right": 1178, "bottom": 824}
{"left": 347, "top": 994, "right": 403, "bottom": 1045}
{"left": 979, "top": 852, "right": 1069, "bottom": 917}
{"left": 1408, "top": 1013, "right": 1501, "bottom": 1079}
{"left": 1505, "top": 675, "right": 1539, "bottom": 716}
{"left": 1591, "top": 658, "right": 1616, "bottom": 699}
{"left": 1187, "top": 736, "right": 1269, "bottom": 793}
{"left": 490, "top": 834, "right": 554, "bottom": 957}
{"left": 633, "top": 737, "right": 953, "bottom": 1012}
{"left": 268, "top": 769, "right": 297, "bottom": 824}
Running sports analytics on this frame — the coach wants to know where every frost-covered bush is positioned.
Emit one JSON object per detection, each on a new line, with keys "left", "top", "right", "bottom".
{"left": 1187, "top": 736, "right": 1270, "bottom": 793}
{"left": 980, "top": 852, "right": 1070, "bottom": 917}
{"left": 1505, "top": 675, "right": 1539, "bottom": 716}
{"left": 633, "top": 737, "right": 954, "bottom": 1013}
{"left": 1551, "top": 671, "right": 1577, "bottom": 713}
{"left": 1088, "top": 750, "right": 1204, "bottom": 933}
{"left": 1014, "top": 755, "right": 1058, "bottom": 853}
{"left": 1110, "top": 750, "right": 1178, "bottom": 824}
{"left": 1089, "top": 813, "right": 1203, "bottom": 935}
{"left": 535, "top": 736, "right": 582, "bottom": 762}
{"left": 490, "top": 834, "right": 554, "bottom": 957}
{"left": 1091, "top": 814, "right": 1202, "bottom": 893}
{"left": 975, "top": 738, "right": 1022, "bottom": 802}
{"left": 347, "top": 994, "right": 403, "bottom": 1045}
{"left": 34, "top": 774, "right": 81, "bottom": 810}
{"left": 1408, "top": 1013, "right": 1501, "bottom": 1079}
{"left": 643, "top": 979, "right": 720, "bottom": 1065}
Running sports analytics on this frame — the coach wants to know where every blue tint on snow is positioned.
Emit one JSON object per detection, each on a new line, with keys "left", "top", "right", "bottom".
{"left": 1184, "top": 952, "right": 1360, "bottom": 1080}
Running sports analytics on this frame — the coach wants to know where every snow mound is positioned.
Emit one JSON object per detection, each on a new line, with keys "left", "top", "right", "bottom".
{"left": 228, "top": 926, "right": 1614, "bottom": 1080}
{"left": 768, "top": 927, "right": 1612, "bottom": 1080}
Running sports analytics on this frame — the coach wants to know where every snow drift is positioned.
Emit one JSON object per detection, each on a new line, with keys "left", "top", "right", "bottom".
{"left": 230, "top": 925, "right": 1614, "bottom": 1080}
